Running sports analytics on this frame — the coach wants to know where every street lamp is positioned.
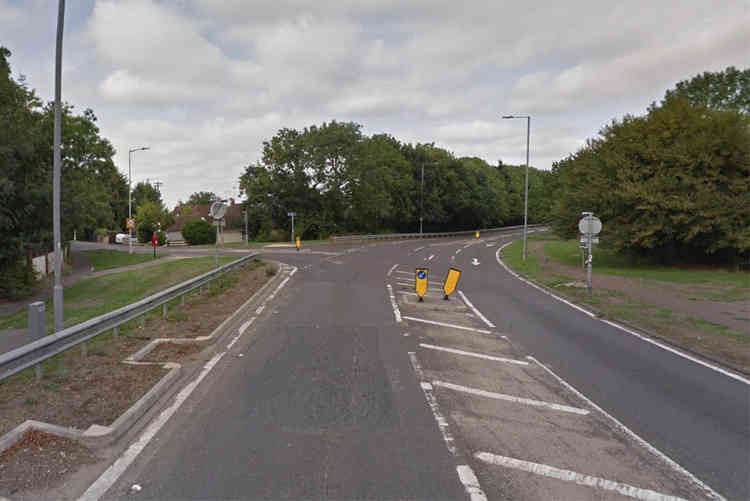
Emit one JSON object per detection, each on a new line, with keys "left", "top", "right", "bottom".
{"left": 52, "top": 0, "right": 65, "bottom": 332}
{"left": 128, "top": 146, "right": 150, "bottom": 254}
{"left": 502, "top": 114, "right": 531, "bottom": 261}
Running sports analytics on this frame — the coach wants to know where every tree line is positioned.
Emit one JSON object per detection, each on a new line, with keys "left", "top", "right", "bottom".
{"left": 0, "top": 47, "right": 170, "bottom": 297}
{"left": 549, "top": 67, "right": 749, "bottom": 265}
{"left": 239, "top": 122, "right": 554, "bottom": 240}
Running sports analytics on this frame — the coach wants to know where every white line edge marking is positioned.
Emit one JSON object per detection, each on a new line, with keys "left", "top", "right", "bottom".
{"left": 433, "top": 380, "right": 589, "bottom": 415}
{"left": 495, "top": 242, "right": 749, "bottom": 386}
{"left": 413, "top": 246, "right": 425, "bottom": 252}
{"left": 457, "top": 290, "right": 496, "bottom": 328}
{"left": 428, "top": 254, "right": 435, "bottom": 261}
{"left": 420, "top": 343, "right": 527, "bottom": 366}
{"left": 456, "top": 465, "right": 488, "bottom": 501}
{"left": 402, "top": 316, "right": 493, "bottom": 334}
{"left": 527, "top": 356, "right": 725, "bottom": 500}
{"left": 474, "top": 452, "right": 687, "bottom": 501}
{"left": 387, "top": 264, "right": 398, "bottom": 276}
{"left": 79, "top": 268, "right": 296, "bottom": 501}
{"left": 386, "top": 284, "right": 402, "bottom": 323}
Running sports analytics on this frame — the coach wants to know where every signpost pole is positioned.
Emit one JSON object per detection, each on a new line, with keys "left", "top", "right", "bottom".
{"left": 291, "top": 214, "right": 294, "bottom": 243}
{"left": 586, "top": 214, "right": 593, "bottom": 294}
{"left": 215, "top": 221, "right": 219, "bottom": 269}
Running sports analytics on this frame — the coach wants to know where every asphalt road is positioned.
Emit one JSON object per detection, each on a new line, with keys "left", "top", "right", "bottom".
{"left": 86, "top": 234, "right": 747, "bottom": 500}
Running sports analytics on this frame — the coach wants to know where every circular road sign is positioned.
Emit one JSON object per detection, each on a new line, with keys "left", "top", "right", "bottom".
{"left": 579, "top": 216, "right": 602, "bottom": 235}
{"left": 417, "top": 270, "right": 427, "bottom": 280}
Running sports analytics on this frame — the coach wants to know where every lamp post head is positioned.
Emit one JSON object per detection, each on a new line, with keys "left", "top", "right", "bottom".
{"left": 502, "top": 115, "right": 514, "bottom": 119}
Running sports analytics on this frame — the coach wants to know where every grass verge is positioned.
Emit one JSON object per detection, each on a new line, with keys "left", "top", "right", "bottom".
{"left": 83, "top": 249, "right": 165, "bottom": 271}
{"left": 0, "top": 256, "right": 237, "bottom": 331}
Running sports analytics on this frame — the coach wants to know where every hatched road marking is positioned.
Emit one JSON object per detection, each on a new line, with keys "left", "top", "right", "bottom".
{"left": 420, "top": 343, "right": 526, "bottom": 366}
{"left": 434, "top": 381, "right": 590, "bottom": 415}
{"left": 474, "top": 452, "right": 687, "bottom": 501}
{"left": 457, "top": 291, "right": 495, "bottom": 328}
{"left": 402, "top": 316, "right": 492, "bottom": 334}
{"left": 386, "top": 284, "right": 402, "bottom": 323}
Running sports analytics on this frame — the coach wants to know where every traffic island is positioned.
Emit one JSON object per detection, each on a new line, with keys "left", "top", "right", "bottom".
{"left": 0, "top": 259, "right": 282, "bottom": 498}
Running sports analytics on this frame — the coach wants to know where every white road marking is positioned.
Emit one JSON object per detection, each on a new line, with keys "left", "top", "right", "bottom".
{"left": 79, "top": 267, "right": 297, "bottom": 501}
{"left": 471, "top": 258, "right": 480, "bottom": 266}
{"left": 419, "top": 343, "right": 527, "bottom": 366}
{"left": 396, "top": 281, "right": 442, "bottom": 291}
{"left": 496, "top": 242, "right": 749, "bottom": 386}
{"left": 399, "top": 291, "right": 419, "bottom": 296}
{"left": 457, "top": 291, "right": 495, "bottom": 328}
{"left": 413, "top": 246, "right": 425, "bottom": 252}
{"left": 255, "top": 305, "right": 265, "bottom": 314}
{"left": 434, "top": 381, "right": 589, "bottom": 415}
{"left": 402, "top": 316, "right": 492, "bottom": 334}
{"left": 527, "top": 356, "right": 725, "bottom": 500}
{"left": 456, "top": 465, "right": 488, "bottom": 501}
{"left": 409, "top": 353, "right": 456, "bottom": 454}
{"left": 474, "top": 452, "right": 687, "bottom": 501}
{"left": 455, "top": 248, "right": 462, "bottom": 255}
{"left": 386, "top": 284, "right": 402, "bottom": 323}
{"left": 387, "top": 264, "right": 399, "bottom": 276}
{"left": 463, "top": 243, "right": 472, "bottom": 249}
{"left": 428, "top": 254, "right": 436, "bottom": 261}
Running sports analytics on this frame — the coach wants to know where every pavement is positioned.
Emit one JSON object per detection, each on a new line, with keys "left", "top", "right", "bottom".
{"left": 13, "top": 234, "right": 750, "bottom": 500}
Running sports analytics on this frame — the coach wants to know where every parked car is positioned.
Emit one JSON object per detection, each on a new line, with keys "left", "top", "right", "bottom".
{"left": 115, "top": 233, "right": 135, "bottom": 244}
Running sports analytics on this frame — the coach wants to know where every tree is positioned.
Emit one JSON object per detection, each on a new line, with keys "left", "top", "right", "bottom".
{"left": 134, "top": 200, "right": 175, "bottom": 243}
{"left": 187, "top": 191, "right": 218, "bottom": 205}
{"left": 181, "top": 219, "right": 215, "bottom": 245}
{"left": 131, "top": 181, "right": 162, "bottom": 217}
{"left": 664, "top": 66, "right": 749, "bottom": 114}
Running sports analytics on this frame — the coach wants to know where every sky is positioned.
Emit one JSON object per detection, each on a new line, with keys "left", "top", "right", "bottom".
{"left": 2, "top": 0, "right": 748, "bottom": 209}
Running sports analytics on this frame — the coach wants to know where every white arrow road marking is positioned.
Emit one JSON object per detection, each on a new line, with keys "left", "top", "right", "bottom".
{"left": 472, "top": 258, "right": 480, "bottom": 266}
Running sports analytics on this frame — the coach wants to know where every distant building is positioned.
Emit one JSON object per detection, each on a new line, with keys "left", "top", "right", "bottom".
{"left": 168, "top": 200, "right": 244, "bottom": 233}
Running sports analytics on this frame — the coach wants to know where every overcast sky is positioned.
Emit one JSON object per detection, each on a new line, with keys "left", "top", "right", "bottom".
{"left": 2, "top": 0, "right": 748, "bottom": 208}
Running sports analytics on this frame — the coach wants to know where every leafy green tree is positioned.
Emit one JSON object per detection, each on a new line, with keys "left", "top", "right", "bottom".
{"left": 131, "top": 181, "right": 162, "bottom": 216}
{"left": 187, "top": 191, "right": 218, "bottom": 205}
{"left": 664, "top": 66, "right": 749, "bottom": 114}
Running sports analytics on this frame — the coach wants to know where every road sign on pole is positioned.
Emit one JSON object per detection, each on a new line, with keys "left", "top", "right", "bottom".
{"left": 578, "top": 215, "right": 602, "bottom": 235}
{"left": 288, "top": 212, "right": 296, "bottom": 243}
{"left": 579, "top": 212, "right": 603, "bottom": 294}
{"left": 126, "top": 218, "right": 136, "bottom": 230}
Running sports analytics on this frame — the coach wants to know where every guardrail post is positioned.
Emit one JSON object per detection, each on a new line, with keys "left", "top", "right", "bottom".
{"left": 180, "top": 294, "right": 185, "bottom": 305}
{"left": 162, "top": 303, "right": 167, "bottom": 317}
{"left": 29, "top": 302, "right": 46, "bottom": 381}
{"left": 113, "top": 326, "right": 119, "bottom": 339}
{"left": 139, "top": 315, "right": 145, "bottom": 328}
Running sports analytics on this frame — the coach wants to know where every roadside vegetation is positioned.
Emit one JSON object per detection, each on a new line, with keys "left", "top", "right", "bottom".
{"left": 502, "top": 234, "right": 749, "bottom": 373}
{"left": 0, "top": 256, "right": 237, "bottom": 332}
{"left": 83, "top": 249, "right": 165, "bottom": 271}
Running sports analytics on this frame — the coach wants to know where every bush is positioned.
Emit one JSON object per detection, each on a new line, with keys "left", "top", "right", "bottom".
{"left": 156, "top": 230, "right": 166, "bottom": 246}
{"left": 182, "top": 220, "right": 216, "bottom": 245}
{"left": 267, "top": 228, "right": 288, "bottom": 242}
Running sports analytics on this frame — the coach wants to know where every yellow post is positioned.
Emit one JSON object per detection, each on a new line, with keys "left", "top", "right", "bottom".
{"left": 442, "top": 268, "right": 461, "bottom": 300}
{"left": 415, "top": 268, "right": 429, "bottom": 302}
{"left": 475, "top": 231, "right": 480, "bottom": 239}
{"left": 296, "top": 236, "right": 301, "bottom": 251}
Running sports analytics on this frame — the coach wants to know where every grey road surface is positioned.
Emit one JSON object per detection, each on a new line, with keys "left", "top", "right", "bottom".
{"left": 87, "top": 236, "right": 747, "bottom": 500}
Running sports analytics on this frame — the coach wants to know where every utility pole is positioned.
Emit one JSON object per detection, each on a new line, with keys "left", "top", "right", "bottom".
{"left": 128, "top": 146, "right": 149, "bottom": 254}
{"left": 420, "top": 162, "right": 424, "bottom": 235}
{"left": 153, "top": 180, "right": 163, "bottom": 193}
{"left": 52, "top": 0, "right": 65, "bottom": 332}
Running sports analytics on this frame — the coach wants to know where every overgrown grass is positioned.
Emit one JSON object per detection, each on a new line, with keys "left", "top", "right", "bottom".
{"left": 84, "top": 249, "right": 165, "bottom": 271}
{"left": 544, "top": 238, "right": 749, "bottom": 300}
{"left": 0, "top": 256, "right": 237, "bottom": 331}
{"left": 501, "top": 239, "right": 541, "bottom": 279}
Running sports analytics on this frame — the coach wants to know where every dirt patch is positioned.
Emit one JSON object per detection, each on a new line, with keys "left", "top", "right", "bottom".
{"left": 0, "top": 334, "right": 166, "bottom": 437}
{"left": 0, "top": 429, "right": 97, "bottom": 497}
{"left": 0, "top": 259, "right": 275, "bottom": 498}
{"left": 149, "top": 261, "right": 272, "bottom": 339}
{"left": 527, "top": 240, "right": 750, "bottom": 373}
{"left": 142, "top": 342, "right": 203, "bottom": 363}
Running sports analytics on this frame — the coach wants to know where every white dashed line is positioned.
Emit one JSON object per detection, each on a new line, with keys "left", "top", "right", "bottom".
{"left": 455, "top": 248, "right": 462, "bottom": 255}
{"left": 387, "top": 264, "right": 399, "bottom": 276}
{"left": 402, "top": 316, "right": 492, "bottom": 334}
{"left": 474, "top": 452, "right": 687, "bottom": 501}
{"left": 457, "top": 291, "right": 495, "bottom": 328}
{"left": 413, "top": 246, "right": 425, "bottom": 252}
{"left": 419, "top": 343, "right": 527, "bottom": 366}
{"left": 427, "top": 254, "right": 435, "bottom": 261}
{"left": 386, "top": 284, "right": 402, "bottom": 323}
{"left": 434, "top": 381, "right": 589, "bottom": 415}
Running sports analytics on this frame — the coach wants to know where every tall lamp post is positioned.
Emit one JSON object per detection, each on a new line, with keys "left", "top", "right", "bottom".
{"left": 128, "top": 147, "right": 150, "bottom": 254}
{"left": 52, "top": 0, "right": 65, "bottom": 332}
{"left": 502, "top": 114, "right": 531, "bottom": 261}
